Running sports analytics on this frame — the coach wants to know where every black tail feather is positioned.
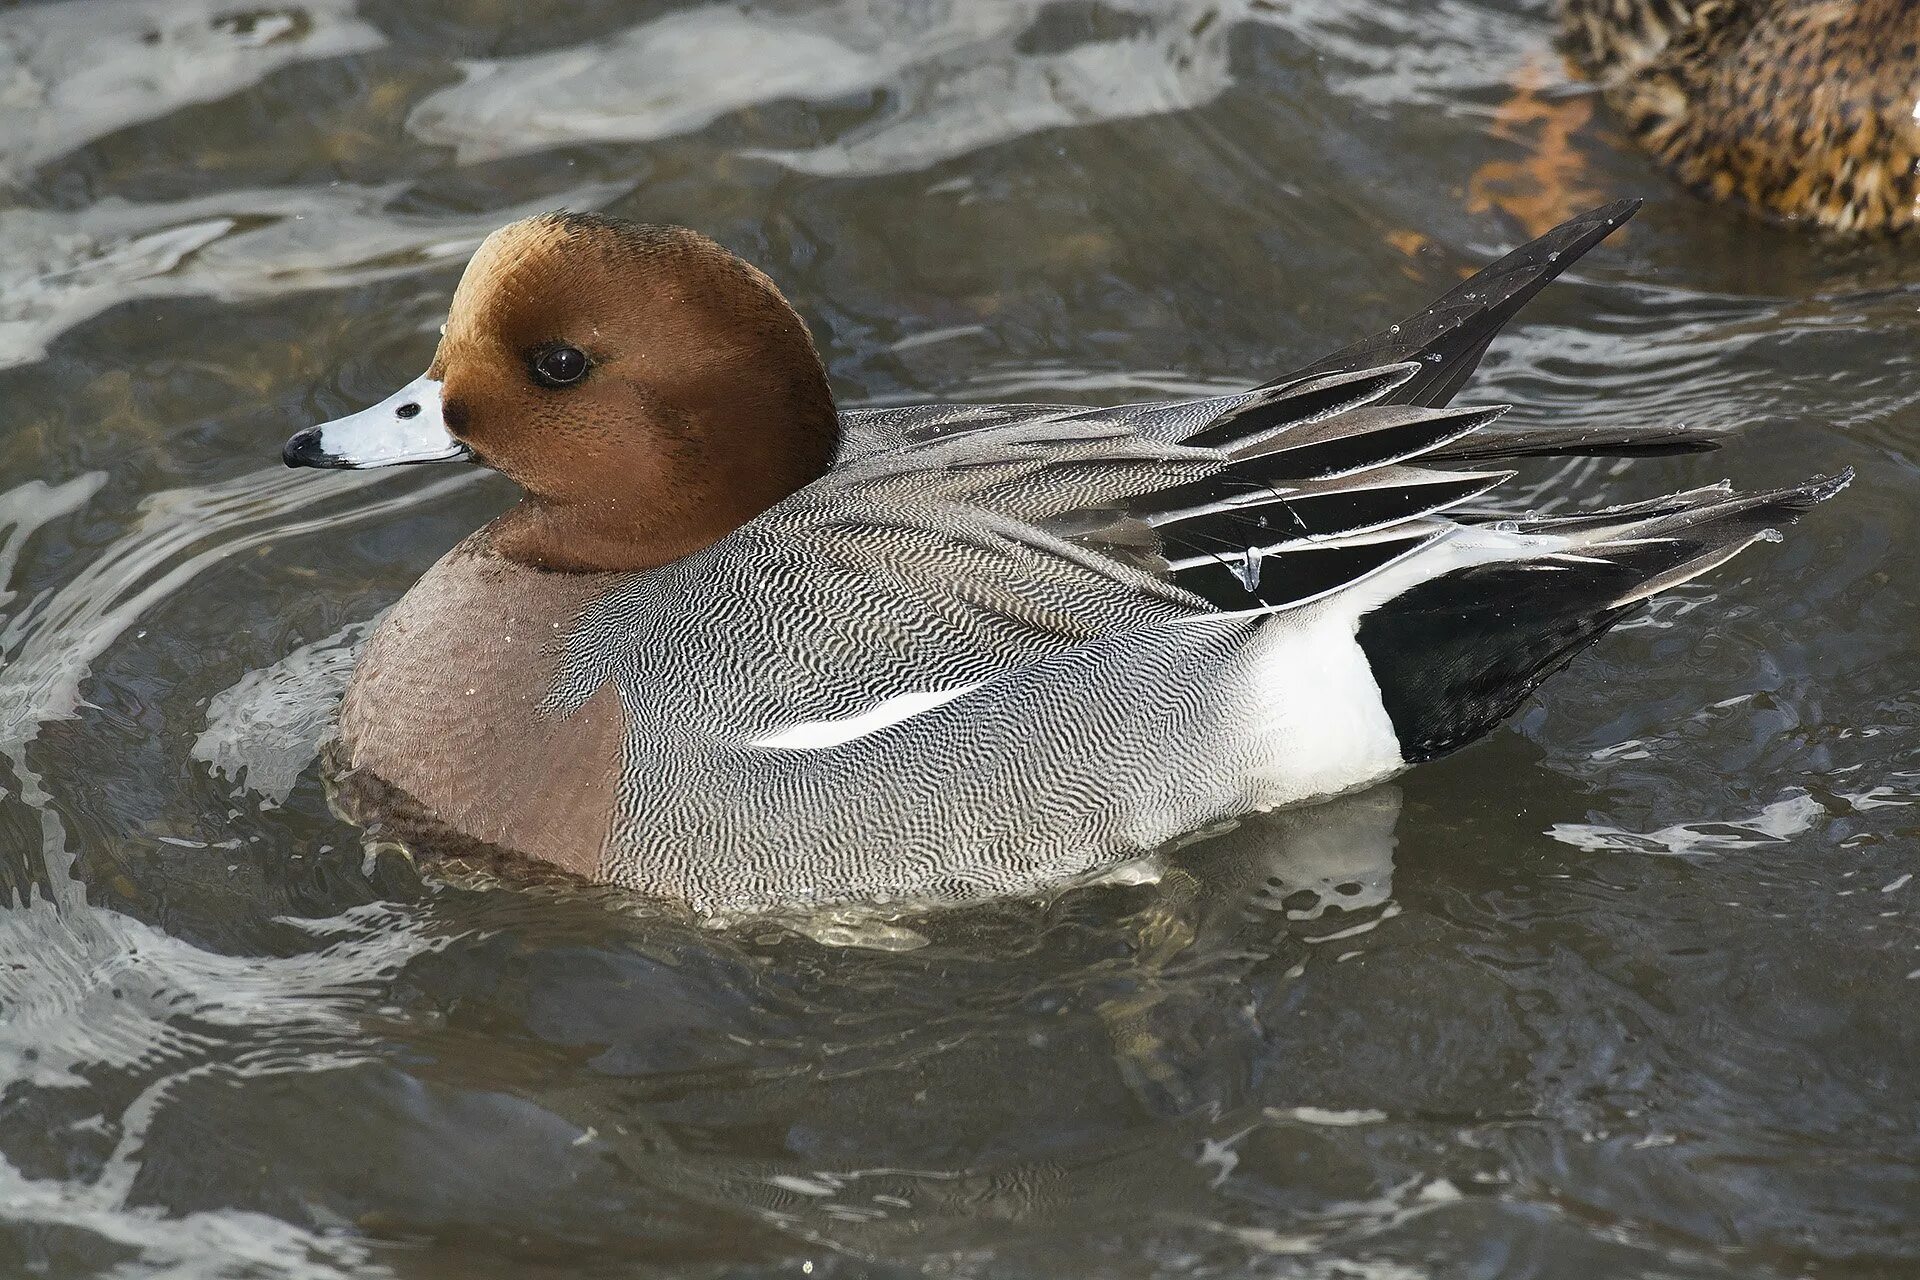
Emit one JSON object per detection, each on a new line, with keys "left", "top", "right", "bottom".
{"left": 1266, "top": 199, "right": 1643, "bottom": 408}
{"left": 1356, "top": 471, "right": 1849, "bottom": 762}
{"left": 1431, "top": 421, "right": 1720, "bottom": 461}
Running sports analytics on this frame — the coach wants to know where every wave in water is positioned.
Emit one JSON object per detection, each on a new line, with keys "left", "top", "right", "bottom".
{"left": 0, "top": 0, "right": 383, "bottom": 181}
{"left": 410, "top": 0, "right": 1250, "bottom": 172}
{"left": 0, "top": 180, "right": 626, "bottom": 370}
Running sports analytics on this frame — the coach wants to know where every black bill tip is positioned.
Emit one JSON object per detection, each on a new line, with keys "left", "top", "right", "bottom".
{"left": 282, "top": 427, "right": 348, "bottom": 469}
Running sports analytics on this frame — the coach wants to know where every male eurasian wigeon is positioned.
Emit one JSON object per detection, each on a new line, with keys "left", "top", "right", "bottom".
{"left": 283, "top": 200, "right": 1844, "bottom": 912}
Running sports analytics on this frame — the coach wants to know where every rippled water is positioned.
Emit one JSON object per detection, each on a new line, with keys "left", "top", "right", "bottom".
{"left": 2, "top": 1, "right": 1917, "bottom": 1276}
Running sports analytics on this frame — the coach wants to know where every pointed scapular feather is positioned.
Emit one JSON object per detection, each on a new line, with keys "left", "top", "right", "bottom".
{"left": 1132, "top": 403, "right": 1510, "bottom": 527}
{"left": 1432, "top": 421, "right": 1718, "bottom": 461}
{"left": 1167, "top": 531, "right": 1441, "bottom": 612}
{"left": 1181, "top": 363, "right": 1417, "bottom": 450}
{"left": 1155, "top": 468, "right": 1509, "bottom": 549}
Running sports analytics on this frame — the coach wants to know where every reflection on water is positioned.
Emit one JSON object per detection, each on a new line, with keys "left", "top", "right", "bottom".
{"left": 0, "top": 0, "right": 384, "bottom": 180}
{"left": 1, "top": 0, "right": 1918, "bottom": 1276}
{"left": 194, "top": 616, "right": 379, "bottom": 804}
{"left": 0, "top": 182, "right": 624, "bottom": 370}
{"left": 412, "top": 0, "right": 1252, "bottom": 174}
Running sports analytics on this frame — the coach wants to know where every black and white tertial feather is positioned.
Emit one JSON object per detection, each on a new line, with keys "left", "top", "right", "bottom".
{"left": 538, "top": 201, "right": 1843, "bottom": 912}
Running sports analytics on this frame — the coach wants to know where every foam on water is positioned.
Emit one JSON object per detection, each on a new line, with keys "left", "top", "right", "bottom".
{"left": 1548, "top": 792, "right": 1825, "bottom": 857}
{"left": 411, "top": 0, "right": 1254, "bottom": 174}
{"left": 194, "top": 618, "right": 377, "bottom": 804}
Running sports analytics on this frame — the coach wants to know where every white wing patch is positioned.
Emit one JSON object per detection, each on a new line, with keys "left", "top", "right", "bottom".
{"left": 751, "top": 683, "right": 984, "bottom": 750}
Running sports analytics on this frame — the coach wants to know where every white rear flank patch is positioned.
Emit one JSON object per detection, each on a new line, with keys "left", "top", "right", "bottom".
{"left": 1242, "top": 605, "right": 1403, "bottom": 805}
{"left": 1240, "top": 521, "right": 1578, "bottom": 804}
{"left": 752, "top": 683, "right": 983, "bottom": 750}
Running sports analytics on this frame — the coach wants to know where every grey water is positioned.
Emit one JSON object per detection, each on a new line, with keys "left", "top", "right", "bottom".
{"left": 0, "top": 1, "right": 1916, "bottom": 1276}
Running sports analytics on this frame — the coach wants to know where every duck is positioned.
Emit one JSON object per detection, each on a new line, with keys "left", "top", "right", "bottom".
{"left": 1560, "top": 0, "right": 1920, "bottom": 231}
{"left": 281, "top": 200, "right": 1844, "bottom": 914}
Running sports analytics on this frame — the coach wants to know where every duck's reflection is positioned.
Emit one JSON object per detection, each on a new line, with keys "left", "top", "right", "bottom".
{"left": 314, "top": 788, "right": 1416, "bottom": 1268}
{"left": 1190, "top": 784, "right": 1401, "bottom": 922}
{"left": 27, "top": 716, "right": 1795, "bottom": 1275}
{"left": 16, "top": 684, "right": 1541, "bottom": 1277}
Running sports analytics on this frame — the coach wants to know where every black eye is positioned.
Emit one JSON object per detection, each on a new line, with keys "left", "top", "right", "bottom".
{"left": 531, "top": 344, "right": 588, "bottom": 387}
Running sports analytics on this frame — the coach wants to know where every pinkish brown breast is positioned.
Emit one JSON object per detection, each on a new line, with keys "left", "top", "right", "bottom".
{"left": 336, "top": 527, "right": 625, "bottom": 879}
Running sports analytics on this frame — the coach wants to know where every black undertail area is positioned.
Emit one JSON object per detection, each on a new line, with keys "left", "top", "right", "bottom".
{"left": 1355, "top": 475, "right": 1849, "bottom": 762}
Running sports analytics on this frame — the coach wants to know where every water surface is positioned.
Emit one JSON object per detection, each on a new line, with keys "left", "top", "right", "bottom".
{"left": 1, "top": 1, "right": 1917, "bottom": 1276}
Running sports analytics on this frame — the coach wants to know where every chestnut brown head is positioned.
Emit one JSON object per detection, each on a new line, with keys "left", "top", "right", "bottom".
{"left": 285, "top": 213, "right": 839, "bottom": 572}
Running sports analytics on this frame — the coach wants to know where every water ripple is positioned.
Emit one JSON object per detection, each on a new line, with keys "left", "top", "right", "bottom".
{"left": 0, "top": 0, "right": 383, "bottom": 181}
{"left": 0, "top": 180, "right": 625, "bottom": 370}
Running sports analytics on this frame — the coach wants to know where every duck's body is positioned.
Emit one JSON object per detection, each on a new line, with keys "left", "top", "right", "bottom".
{"left": 1562, "top": 0, "right": 1920, "bottom": 231}
{"left": 288, "top": 203, "right": 1842, "bottom": 913}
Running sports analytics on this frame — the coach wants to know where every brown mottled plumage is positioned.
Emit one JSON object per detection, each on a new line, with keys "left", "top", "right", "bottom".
{"left": 1562, "top": 0, "right": 1920, "bottom": 231}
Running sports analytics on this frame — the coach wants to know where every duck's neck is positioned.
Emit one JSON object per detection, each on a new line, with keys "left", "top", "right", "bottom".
{"left": 486, "top": 499, "right": 732, "bottom": 574}
{"left": 487, "top": 458, "right": 825, "bottom": 574}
